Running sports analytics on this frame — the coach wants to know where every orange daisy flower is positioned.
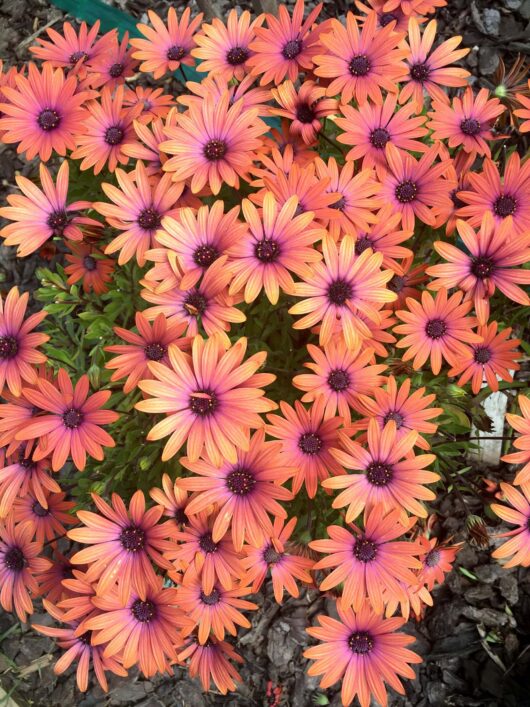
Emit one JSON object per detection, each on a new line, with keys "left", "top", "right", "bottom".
{"left": 17, "top": 369, "right": 119, "bottom": 471}
{"left": 325, "top": 419, "right": 438, "bottom": 521}
{"left": 385, "top": 256, "right": 428, "bottom": 310}
{"left": 0, "top": 452, "right": 59, "bottom": 519}
{"left": 14, "top": 490, "right": 75, "bottom": 544}
{"left": 310, "top": 507, "right": 422, "bottom": 612}
{"left": 29, "top": 20, "right": 115, "bottom": 73}
{"left": 64, "top": 242, "right": 114, "bottom": 295}
{"left": 417, "top": 536, "right": 461, "bottom": 591}
{"left": 178, "top": 428, "right": 293, "bottom": 550}
{"left": 427, "top": 87, "right": 505, "bottom": 158}
{"left": 179, "top": 73, "right": 272, "bottom": 116}
{"left": 123, "top": 86, "right": 174, "bottom": 125}
{"left": 36, "top": 549, "right": 75, "bottom": 604}
{"left": 85, "top": 31, "right": 139, "bottom": 89}
{"left": 289, "top": 234, "right": 396, "bottom": 350}
{"left": 514, "top": 80, "right": 530, "bottom": 132}
{"left": 355, "top": 0, "right": 413, "bottom": 32}
{"left": 136, "top": 335, "right": 276, "bottom": 466}
{"left": 394, "top": 289, "right": 482, "bottom": 375}
{"left": 149, "top": 473, "right": 191, "bottom": 527}
{"left": 160, "top": 91, "right": 267, "bottom": 195}
{"left": 247, "top": 0, "right": 324, "bottom": 85}
{"left": 292, "top": 339, "right": 387, "bottom": 424}
{"left": 502, "top": 395, "right": 530, "bottom": 486}
{"left": 0, "top": 287, "right": 48, "bottom": 397}
{"left": 305, "top": 602, "right": 422, "bottom": 707}
{"left": 192, "top": 9, "right": 263, "bottom": 81}
{"left": 122, "top": 117, "right": 169, "bottom": 175}
{"left": 228, "top": 192, "right": 324, "bottom": 305}
{"left": 351, "top": 206, "right": 413, "bottom": 272}
{"left": 491, "top": 482, "right": 530, "bottom": 568}
{"left": 68, "top": 490, "right": 175, "bottom": 604}
{"left": 271, "top": 80, "right": 338, "bottom": 144}
{"left": 178, "top": 636, "right": 244, "bottom": 694}
{"left": 399, "top": 18, "right": 470, "bottom": 111}
{"left": 0, "top": 62, "right": 92, "bottom": 162}
{"left": 314, "top": 12, "right": 407, "bottom": 105}
{"left": 130, "top": 7, "right": 203, "bottom": 79}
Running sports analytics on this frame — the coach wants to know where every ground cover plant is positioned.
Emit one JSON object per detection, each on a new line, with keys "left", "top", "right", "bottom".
{"left": 0, "top": 0, "right": 529, "bottom": 704}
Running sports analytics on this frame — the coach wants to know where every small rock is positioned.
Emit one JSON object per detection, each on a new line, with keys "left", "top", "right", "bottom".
{"left": 110, "top": 681, "right": 150, "bottom": 704}
{"left": 503, "top": 0, "right": 522, "bottom": 8}
{"left": 475, "top": 564, "right": 504, "bottom": 584}
{"left": 521, "top": 0, "right": 530, "bottom": 19}
{"left": 464, "top": 585, "right": 495, "bottom": 603}
{"left": 500, "top": 574, "right": 519, "bottom": 605}
{"left": 462, "top": 605, "right": 516, "bottom": 628}
{"left": 482, "top": 8, "right": 501, "bottom": 35}
{"left": 426, "top": 680, "right": 448, "bottom": 706}
{"left": 479, "top": 46, "right": 500, "bottom": 75}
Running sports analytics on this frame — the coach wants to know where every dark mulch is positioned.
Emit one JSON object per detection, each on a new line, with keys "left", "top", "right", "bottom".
{"left": 0, "top": 1, "right": 529, "bottom": 705}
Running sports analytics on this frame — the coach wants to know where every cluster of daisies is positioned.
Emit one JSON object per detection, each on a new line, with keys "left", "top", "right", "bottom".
{"left": 0, "top": 0, "right": 529, "bottom": 704}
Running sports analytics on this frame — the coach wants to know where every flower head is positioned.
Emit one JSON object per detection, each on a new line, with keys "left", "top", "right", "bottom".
{"left": 0, "top": 452, "right": 59, "bottom": 519}
{"left": 271, "top": 80, "right": 338, "bottom": 144}
{"left": 29, "top": 20, "right": 114, "bottom": 73}
{"left": 14, "top": 490, "right": 75, "bottom": 544}
{"left": 178, "top": 636, "right": 244, "bottom": 694}
{"left": 491, "top": 482, "right": 530, "bottom": 568}
{"left": 149, "top": 473, "right": 191, "bottom": 527}
{"left": 514, "top": 81, "right": 530, "bottom": 132}
{"left": 417, "top": 536, "right": 461, "bottom": 590}
{"left": 64, "top": 242, "right": 114, "bottom": 295}
{"left": 85, "top": 31, "right": 138, "bottom": 89}
{"left": 501, "top": 395, "right": 530, "bottom": 485}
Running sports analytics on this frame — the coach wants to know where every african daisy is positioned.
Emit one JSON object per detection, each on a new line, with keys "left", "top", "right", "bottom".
{"left": 179, "top": 636, "right": 244, "bottom": 695}
{"left": 271, "top": 80, "right": 338, "bottom": 144}
{"left": 491, "top": 483, "right": 530, "bottom": 568}
{"left": 501, "top": 395, "right": 530, "bottom": 486}
{"left": 64, "top": 242, "right": 114, "bottom": 295}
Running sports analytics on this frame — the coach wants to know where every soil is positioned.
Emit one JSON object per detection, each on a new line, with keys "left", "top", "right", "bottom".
{"left": 0, "top": 0, "right": 530, "bottom": 705}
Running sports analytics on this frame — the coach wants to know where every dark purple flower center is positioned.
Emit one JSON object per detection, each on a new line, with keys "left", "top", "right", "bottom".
{"left": 348, "top": 631, "right": 374, "bottom": 653}
{"left": 167, "top": 45, "right": 186, "bottom": 61}
{"left": 199, "top": 532, "right": 218, "bottom": 554}
{"left": 460, "top": 118, "right": 481, "bottom": 136}
{"left": 425, "top": 318, "right": 447, "bottom": 340}
{"left": 366, "top": 461, "right": 393, "bottom": 486}
{"left": 19, "top": 456, "right": 35, "bottom": 471}
{"left": 200, "top": 589, "right": 220, "bottom": 605}
{"left": 69, "top": 51, "right": 89, "bottom": 65}
{"left": 296, "top": 103, "right": 315, "bottom": 124}
{"left": 327, "top": 278, "right": 353, "bottom": 306}
{"left": 193, "top": 244, "right": 219, "bottom": 268}
{"left": 370, "top": 127, "right": 391, "bottom": 149}
{"left": 47, "top": 210, "right": 68, "bottom": 234}
{"left": 263, "top": 545, "right": 283, "bottom": 564}
{"left": 62, "top": 408, "right": 84, "bottom": 429}
{"left": 104, "top": 125, "right": 124, "bottom": 146}
{"left": 203, "top": 139, "right": 227, "bottom": 161}
{"left": 144, "top": 342, "right": 167, "bottom": 361}
{"left": 37, "top": 109, "right": 61, "bottom": 131}
{"left": 349, "top": 54, "right": 371, "bottom": 76}
{"left": 395, "top": 180, "right": 418, "bottom": 204}
{"left": 4, "top": 547, "right": 25, "bottom": 572}
{"left": 494, "top": 194, "right": 517, "bottom": 218}
{"left": 83, "top": 255, "right": 97, "bottom": 271}
{"left": 32, "top": 501, "right": 49, "bottom": 518}
{"left": 471, "top": 256, "right": 494, "bottom": 279}
{"left": 189, "top": 389, "right": 218, "bottom": 416}
{"left": 410, "top": 62, "right": 430, "bottom": 83}
{"left": 424, "top": 548, "right": 440, "bottom": 567}
{"left": 450, "top": 189, "right": 465, "bottom": 209}
{"left": 331, "top": 196, "right": 346, "bottom": 211}
{"left": 109, "top": 62, "right": 124, "bottom": 78}
{"left": 353, "top": 537, "right": 378, "bottom": 563}
{"left": 254, "top": 238, "right": 281, "bottom": 263}
{"left": 138, "top": 208, "right": 161, "bottom": 231}
{"left": 388, "top": 274, "right": 405, "bottom": 293}
{"left": 473, "top": 346, "right": 492, "bottom": 364}
{"left": 226, "top": 46, "right": 249, "bottom": 65}
{"left": 380, "top": 12, "right": 398, "bottom": 27}
{"left": 120, "top": 525, "right": 146, "bottom": 552}
{"left": 298, "top": 432, "right": 323, "bottom": 456}
{"left": 0, "top": 336, "right": 18, "bottom": 359}
{"left": 131, "top": 598, "right": 156, "bottom": 622}
{"left": 383, "top": 410, "right": 404, "bottom": 428}
{"left": 175, "top": 507, "right": 188, "bottom": 525}
{"left": 184, "top": 291, "right": 208, "bottom": 317}
{"left": 226, "top": 467, "right": 256, "bottom": 496}
{"left": 354, "top": 235, "right": 372, "bottom": 255}
{"left": 327, "top": 369, "right": 350, "bottom": 392}
{"left": 78, "top": 631, "right": 92, "bottom": 645}
{"left": 282, "top": 39, "right": 303, "bottom": 60}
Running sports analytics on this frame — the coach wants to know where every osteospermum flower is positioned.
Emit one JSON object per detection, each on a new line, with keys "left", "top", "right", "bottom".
{"left": 0, "top": 517, "right": 50, "bottom": 621}
{"left": 427, "top": 214, "right": 530, "bottom": 324}
{"left": 136, "top": 335, "right": 276, "bottom": 466}
{"left": 0, "top": 452, "right": 59, "bottom": 518}
{"left": 305, "top": 603, "right": 422, "bottom": 707}
{"left": 314, "top": 11, "right": 407, "bottom": 105}
{"left": 289, "top": 235, "right": 396, "bottom": 349}
{"left": 385, "top": 256, "right": 428, "bottom": 311}
{"left": 514, "top": 81, "right": 530, "bottom": 132}
{"left": 36, "top": 549, "right": 75, "bottom": 604}
{"left": 0, "top": 373, "right": 56, "bottom": 454}
{"left": 293, "top": 339, "right": 387, "bottom": 424}
{"left": 228, "top": 193, "right": 324, "bottom": 305}
{"left": 267, "top": 397, "right": 345, "bottom": 498}
{"left": 29, "top": 20, "right": 114, "bottom": 72}
{"left": 380, "top": 143, "right": 454, "bottom": 231}
{"left": 178, "top": 428, "right": 293, "bottom": 550}
{"left": 351, "top": 206, "right": 413, "bottom": 272}
{"left": 351, "top": 375, "right": 442, "bottom": 450}
{"left": 95, "top": 161, "right": 183, "bottom": 266}
{"left": 427, "top": 87, "right": 505, "bottom": 157}
{"left": 14, "top": 490, "right": 75, "bottom": 544}
{"left": 17, "top": 369, "right": 119, "bottom": 471}
{"left": 0, "top": 287, "right": 48, "bottom": 397}
{"left": 85, "top": 31, "right": 138, "bottom": 90}
{"left": 247, "top": 0, "right": 324, "bottom": 85}
{"left": 325, "top": 419, "right": 438, "bottom": 521}
{"left": 394, "top": 289, "right": 482, "bottom": 375}
{"left": 355, "top": 0, "right": 412, "bottom": 32}
{"left": 457, "top": 151, "right": 530, "bottom": 234}
{"left": 123, "top": 86, "right": 174, "bottom": 125}
{"left": 160, "top": 91, "right": 268, "bottom": 195}
{"left": 177, "top": 570, "right": 257, "bottom": 644}
{"left": 491, "top": 483, "right": 530, "bottom": 567}
{"left": 0, "top": 161, "right": 101, "bottom": 258}
{"left": 502, "top": 395, "right": 530, "bottom": 485}
{"left": 310, "top": 507, "right": 422, "bottom": 612}
{"left": 192, "top": 10, "right": 263, "bottom": 81}
{"left": 0, "top": 62, "right": 92, "bottom": 161}
{"left": 33, "top": 600, "right": 127, "bottom": 693}
{"left": 68, "top": 491, "right": 175, "bottom": 604}
{"left": 105, "top": 312, "right": 188, "bottom": 394}
{"left": 130, "top": 7, "right": 203, "bottom": 79}
{"left": 336, "top": 92, "right": 428, "bottom": 177}
{"left": 87, "top": 579, "right": 192, "bottom": 676}
{"left": 72, "top": 85, "right": 141, "bottom": 174}
{"left": 149, "top": 473, "right": 191, "bottom": 527}
{"left": 179, "top": 636, "right": 244, "bottom": 694}
{"left": 399, "top": 18, "right": 470, "bottom": 111}
{"left": 64, "top": 243, "right": 114, "bottom": 295}
{"left": 180, "top": 73, "right": 271, "bottom": 115}
{"left": 271, "top": 80, "right": 338, "bottom": 144}
{"left": 417, "top": 536, "right": 461, "bottom": 591}
{"left": 243, "top": 516, "right": 314, "bottom": 603}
